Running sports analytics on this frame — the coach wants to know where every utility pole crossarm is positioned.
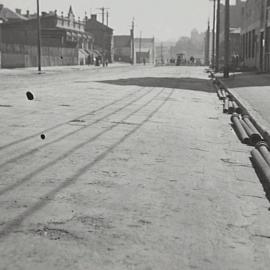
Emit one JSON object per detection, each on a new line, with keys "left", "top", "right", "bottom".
{"left": 96, "top": 7, "right": 110, "bottom": 24}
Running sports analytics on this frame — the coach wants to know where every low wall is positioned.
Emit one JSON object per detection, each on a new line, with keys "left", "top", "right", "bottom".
{"left": 0, "top": 43, "right": 79, "bottom": 68}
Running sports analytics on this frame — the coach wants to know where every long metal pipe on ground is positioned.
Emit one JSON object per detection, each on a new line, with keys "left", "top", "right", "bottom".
{"left": 240, "top": 118, "right": 262, "bottom": 145}
{"left": 251, "top": 148, "right": 270, "bottom": 190}
{"left": 221, "top": 89, "right": 227, "bottom": 100}
{"left": 242, "top": 115, "right": 262, "bottom": 143}
{"left": 256, "top": 141, "right": 270, "bottom": 166}
{"left": 223, "top": 98, "right": 229, "bottom": 113}
{"left": 232, "top": 101, "right": 242, "bottom": 114}
{"left": 217, "top": 89, "right": 223, "bottom": 100}
{"left": 228, "top": 100, "right": 234, "bottom": 114}
{"left": 243, "top": 115, "right": 260, "bottom": 133}
{"left": 231, "top": 114, "right": 249, "bottom": 144}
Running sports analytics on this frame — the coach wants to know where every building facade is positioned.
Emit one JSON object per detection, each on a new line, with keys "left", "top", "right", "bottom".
{"left": 113, "top": 35, "right": 155, "bottom": 64}
{"left": 218, "top": 0, "right": 246, "bottom": 69}
{"left": 85, "top": 14, "right": 113, "bottom": 63}
{"left": 240, "top": 0, "right": 269, "bottom": 71}
{"left": 134, "top": 37, "right": 155, "bottom": 64}
{"left": 0, "top": 6, "right": 94, "bottom": 68}
{"left": 113, "top": 35, "right": 132, "bottom": 63}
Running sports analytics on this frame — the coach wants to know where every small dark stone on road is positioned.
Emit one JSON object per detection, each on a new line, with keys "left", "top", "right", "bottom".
{"left": 26, "top": 91, "right": 34, "bottom": 100}
{"left": 40, "top": 134, "right": 46, "bottom": 140}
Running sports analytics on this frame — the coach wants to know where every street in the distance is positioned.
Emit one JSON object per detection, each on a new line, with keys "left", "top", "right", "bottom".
{"left": 0, "top": 65, "right": 270, "bottom": 269}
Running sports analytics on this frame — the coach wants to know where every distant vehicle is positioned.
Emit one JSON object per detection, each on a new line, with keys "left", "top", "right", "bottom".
{"left": 176, "top": 53, "right": 185, "bottom": 66}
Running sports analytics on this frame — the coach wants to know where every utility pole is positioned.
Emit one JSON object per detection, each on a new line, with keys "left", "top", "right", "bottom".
{"left": 106, "top": 11, "right": 109, "bottom": 26}
{"left": 263, "top": 0, "right": 269, "bottom": 72}
{"left": 215, "top": 0, "right": 220, "bottom": 72}
{"left": 224, "top": 0, "right": 230, "bottom": 78}
{"left": 101, "top": 7, "right": 105, "bottom": 24}
{"left": 131, "top": 18, "right": 135, "bottom": 65}
{"left": 211, "top": 0, "right": 216, "bottom": 69}
{"left": 36, "top": 0, "right": 41, "bottom": 73}
{"left": 161, "top": 43, "right": 164, "bottom": 64}
{"left": 97, "top": 7, "right": 109, "bottom": 24}
{"left": 205, "top": 20, "right": 210, "bottom": 66}
{"left": 139, "top": 31, "right": 142, "bottom": 64}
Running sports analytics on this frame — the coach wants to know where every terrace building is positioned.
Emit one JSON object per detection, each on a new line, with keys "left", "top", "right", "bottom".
{"left": 0, "top": 6, "right": 94, "bottom": 68}
{"left": 85, "top": 14, "right": 113, "bottom": 63}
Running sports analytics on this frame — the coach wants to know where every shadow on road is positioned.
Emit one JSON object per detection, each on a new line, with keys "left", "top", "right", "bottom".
{"left": 98, "top": 77, "right": 215, "bottom": 93}
{"left": 0, "top": 90, "right": 173, "bottom": 239}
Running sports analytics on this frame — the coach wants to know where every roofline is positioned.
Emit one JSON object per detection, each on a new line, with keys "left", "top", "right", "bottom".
{"left": 87, "top": 18, "right": 113, "bottom": 31}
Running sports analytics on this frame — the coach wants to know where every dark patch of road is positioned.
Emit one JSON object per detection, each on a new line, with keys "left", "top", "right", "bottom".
{"left": 98, "top": 77, "right": 215, "bottom": 93}
{"left": 0, "top": 105, "right": 12, "bottom": 108}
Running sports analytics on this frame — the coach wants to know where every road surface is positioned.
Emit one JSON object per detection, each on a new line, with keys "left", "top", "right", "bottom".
{"left": 0, "top": 65, "right": 270, "bottom": 270}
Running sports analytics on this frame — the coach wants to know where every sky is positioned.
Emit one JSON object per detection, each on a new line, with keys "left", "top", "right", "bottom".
{"left": 1, "top": 0, "right": 219, "bottom": 41}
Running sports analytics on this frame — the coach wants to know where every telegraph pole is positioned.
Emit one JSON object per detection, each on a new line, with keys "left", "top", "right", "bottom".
{"left": 97, "top": 7, "right": 109, "bottom": 24}
{"left": 205, "top": 20, "right": 210, "bottom": 66}
{"left": 106, "top": 11, "right": 109, "bottom": 26}
{"left": 101, "top": 7, "right": 105, "bottom": 24}
{"left": 224, "top": 0, "right": 230, "bottom": 78}
{"left": 131, "top": 18, "right": 135, "bottom": 65}
{"left": 211, "top": 0, "right": 216, "bottom": 69}
{"left": 161, "top": 43, "right": 164, "bottom": 64}
{"left": 139, "top": 31, "right": 142, "bottom": 64}
{"left": 215, "top": 0, "right": 220, "bottom": 72}
{"left": 37, "top": 0, "right": 42, "bottom": 73}
{"left": 263, "top": 0, "right": 269, "bottom": 72}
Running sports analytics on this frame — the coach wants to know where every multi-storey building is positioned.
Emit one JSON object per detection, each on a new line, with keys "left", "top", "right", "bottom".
{"left": 218, "top": 0, "right": 246, "bottom": 69}
{"left": 240, "top": 0, "right": 270, "bottom": 71}
{"left": 0, "top": 6, "right": 94, "bottom": 68}
{"left": 85, "top": 14, "right": 113, "bottom": 63}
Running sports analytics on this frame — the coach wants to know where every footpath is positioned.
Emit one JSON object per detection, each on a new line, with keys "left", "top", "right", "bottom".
{"left": 216, "top": 72, "right": 270, "bottom": 144}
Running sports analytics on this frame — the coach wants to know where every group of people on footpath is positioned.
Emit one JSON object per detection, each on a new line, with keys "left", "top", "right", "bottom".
{"left": 87, "top": 55, "right": 109, "bottom": 67}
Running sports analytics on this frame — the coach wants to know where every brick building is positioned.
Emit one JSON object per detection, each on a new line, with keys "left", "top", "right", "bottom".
{"left": 218, "top": 0, "right": 246, "bottom": 69}
{"left": 113, "top": 35, "right": 132, "bottom": 63}
{"left": 240, "top": 0, "right": 269, "bottom": 71}
{"left": 113, "top": 35, "right": 155, "bottom": 64}
{"left": 85, "top": 14, "right": 113, "bottom": 63}
{"left": 0, "top": 5, "right": 94, "bottom": 68}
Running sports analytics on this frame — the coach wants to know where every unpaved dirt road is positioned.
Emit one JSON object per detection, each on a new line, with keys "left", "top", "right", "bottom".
{"left": 0, "top": 65, "right": 270, "bottom": 270}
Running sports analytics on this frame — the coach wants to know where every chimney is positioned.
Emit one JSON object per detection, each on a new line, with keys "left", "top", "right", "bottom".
{"left": 91, "top": 14, "right": 97, "bottom": 20}
{"left": 0, "top": 4, "right": 4, "bottom": 11}
{"left": 26, "top": 10, "right": 30, "bottom": 18}
{"left": 15, "top": 8, "right": 21, "bottom": 15}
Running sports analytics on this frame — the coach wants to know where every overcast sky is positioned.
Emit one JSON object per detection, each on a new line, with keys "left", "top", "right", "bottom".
{"left": 1, "top": 0, "right": 226, "bottom": 41}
